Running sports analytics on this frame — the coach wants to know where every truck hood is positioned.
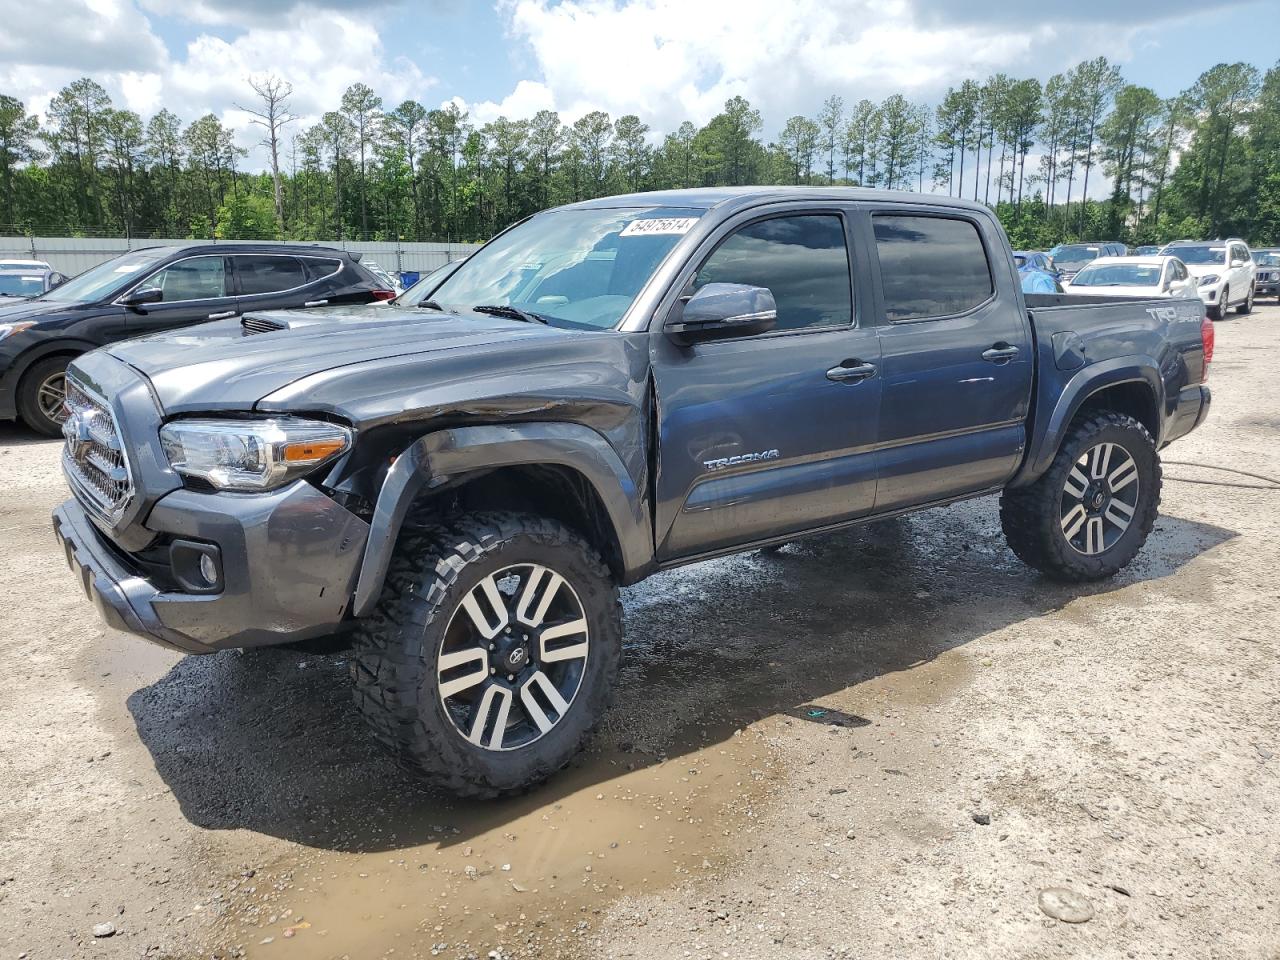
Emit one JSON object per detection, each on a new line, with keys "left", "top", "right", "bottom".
{"left": 105, "top": 305, "right": 582, "bottom": 412}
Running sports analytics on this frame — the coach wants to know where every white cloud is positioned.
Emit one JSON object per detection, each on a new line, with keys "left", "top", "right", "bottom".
{"left": 0, "top": 1, "right": 433, "bottom": 167}
{"left": 487, "top": 0, "right": 1174, "bottom": 132}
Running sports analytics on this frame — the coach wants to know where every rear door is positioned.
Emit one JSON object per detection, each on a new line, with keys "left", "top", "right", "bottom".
{"left": 123, "top": 255, "right": 238, "bottom": 337}
{"left": 860, "top": 206, "right": 1034, "bottom": 511}
{"left": 231, "top": 254, "right": 318, "bottom": 312}
{"left": 653, "top": 206, "right": 882, "bottom": 560}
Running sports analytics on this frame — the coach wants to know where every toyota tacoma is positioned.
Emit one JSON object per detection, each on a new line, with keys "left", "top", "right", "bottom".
{"left": 52, "top": 188, "right": 1213, "bottom": 796}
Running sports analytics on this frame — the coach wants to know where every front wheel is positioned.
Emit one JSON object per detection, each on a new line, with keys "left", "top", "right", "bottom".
{"left": 1000, "top": 411, "right": 1161, "bottom": 582}
{"left": 17, "top": 355, "right": 72, "bottom": 437}
{"left": 351, "top": 512, "right": 622, "bottom": 797}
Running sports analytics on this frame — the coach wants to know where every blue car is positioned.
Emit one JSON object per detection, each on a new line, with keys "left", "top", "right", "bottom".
{"left": 1013, "top": 251, "right": 1063, "bottom": 294}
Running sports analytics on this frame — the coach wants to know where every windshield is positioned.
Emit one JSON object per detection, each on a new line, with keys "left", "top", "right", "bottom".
{"left": 0, "top": 274, "right": 45, "bottom": 297}
{"left": 429, "top": 206, "right": 705, "bottom": 329}
{"left": 1254, "top": 252, "right": 1280, "bottom": 267}
{"left": 1164, "top": 245, "right": 1225, "bottom": 265}
{"left": 39, "top": 251, "right": 165, "bottom": 303}
{"left": 397, "top": 259, "right": 467, "bottom": 306}
{"left": 1072, "top": 264, "right": 1161, "bottom": 287}
{"left": 1048, "top": 244, "right": 1102, "bottom": 268}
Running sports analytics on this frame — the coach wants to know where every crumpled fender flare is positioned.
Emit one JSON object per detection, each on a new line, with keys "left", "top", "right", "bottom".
{"left": 351, "top": 422, "right": 651, "bottom": 617}
{"left": 1013, "top": 356, "right": 1163, "bottom": 487}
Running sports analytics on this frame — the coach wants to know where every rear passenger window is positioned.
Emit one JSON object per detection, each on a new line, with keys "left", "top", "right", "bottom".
{"left": 303, "top": 258, "right": 342, "bottom": 283}
{"left": 874, "top": 215, "right": 993, "bottom": 321}
{"left": 236, "top": 256, "right": 306, "bottom": 295}
{"left": 693, "top": 214, "right": 852, "bottom": 331}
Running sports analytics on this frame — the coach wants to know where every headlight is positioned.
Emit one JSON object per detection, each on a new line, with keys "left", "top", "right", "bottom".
{"left": 159, "top": 417, "right": 352, "bottom": 491}
{"left": 0, "top": 321, "right": 36, "bottom": 341}
{"left": 1198, "top": 274, "right": 1219, "bottom": 286}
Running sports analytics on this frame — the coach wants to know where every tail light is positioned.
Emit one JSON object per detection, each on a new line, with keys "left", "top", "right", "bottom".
{"left": 370, "top": 289, "right": 396, "bottom": 302}
{"left": 1200, "top": 315, "right": 1214, "bottom": 382}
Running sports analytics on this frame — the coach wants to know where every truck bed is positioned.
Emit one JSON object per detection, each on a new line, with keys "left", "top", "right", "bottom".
{"left": 1013, "top": 292, "right": 1209, "bottom": 484}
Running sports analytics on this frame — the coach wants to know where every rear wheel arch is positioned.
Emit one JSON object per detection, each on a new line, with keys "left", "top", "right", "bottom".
{"left": 1072, "top": 380, "right": 1160, "bottom": 441}
{"left": 1016, "top": 362, "right": 1163, "bottom": 487}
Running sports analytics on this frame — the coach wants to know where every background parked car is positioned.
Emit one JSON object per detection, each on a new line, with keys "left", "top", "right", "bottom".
{"left": 1063, "top": 255, "right": 1199, "bottom": 300}
{"left": 0, "top": 243, "right": 393, "bottom": 436}
{"left": 1253, "top": 249, "right": 1280, "bottom": 300}
{"left": 1014, "top": 252, "right": 1063, "bottom": 293}
{"left": 0, "top": 259, "right": 67, "bottom": 299}
{"left": 1159, "top": 239, "right": 1256, "bottom": 319}
{"left": 1046, "top": 241, "right": 1127, "bottom": 281}
{"left": 1014, "top": 250, "right": 1061, "bottom": 279}
{"left": 360, "top": 258, "right": 406, "bottom": 295}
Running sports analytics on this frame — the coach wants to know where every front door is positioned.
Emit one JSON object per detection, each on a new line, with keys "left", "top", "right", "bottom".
{"left": 124, "top": 255, "right": 238, "bottom": 337}
{"left": 863, "top": 208, "right": 1034, "bottom": 511}
{"left": 653, "top": 209, "right": 882, "bottom": 561}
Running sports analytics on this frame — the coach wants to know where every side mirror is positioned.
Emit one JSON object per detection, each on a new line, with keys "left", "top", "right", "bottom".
{"left": 48, "top": 272, "right": 67, "bottom": 289}
{"left": 122, "top": 287, "right": 163, "bottom": 308}
{"left": 666, "top": 283, "right": 777, "bottom": 346}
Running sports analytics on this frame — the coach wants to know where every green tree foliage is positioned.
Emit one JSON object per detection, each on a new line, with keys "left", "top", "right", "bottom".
{"left": 1, "top": 60, "right": 1278, "bottom": 246}
{"left": 215, "top": 194, "right": 279, "bottom": 239}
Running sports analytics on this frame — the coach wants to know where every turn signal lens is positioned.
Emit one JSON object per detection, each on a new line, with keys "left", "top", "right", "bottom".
{"left": 283, "top": 438, "right": 348, "bottom": 463}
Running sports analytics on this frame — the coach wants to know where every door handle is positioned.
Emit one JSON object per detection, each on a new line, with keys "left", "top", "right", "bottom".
{"left": 208, "top": 310, "right": 237, "bottom": 320}
{"left": 826, "top": 360, "right": 877, "bottom": 383}
{"left": 982, "top": 344, "right": 1019, "bottom": 364}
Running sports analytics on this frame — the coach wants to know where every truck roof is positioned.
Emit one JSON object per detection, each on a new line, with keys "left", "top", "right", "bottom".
{"left": 560, "top": 186, "right": 995, "bottom": 217}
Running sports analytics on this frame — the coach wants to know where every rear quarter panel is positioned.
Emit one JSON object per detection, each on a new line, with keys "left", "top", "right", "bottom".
{"left": 1014, "top": 294, "right": 1205, "bottom": 485}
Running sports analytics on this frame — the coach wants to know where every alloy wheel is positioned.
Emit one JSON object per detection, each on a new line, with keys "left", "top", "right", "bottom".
{"left": 436, "top": 563, "right": 590, "bottom": 751}
{"left": 1060, "top": 441, "right": 1140, "bottom": 556}
{"left": 37, "top": 372, "right": 69, "bottom": 425}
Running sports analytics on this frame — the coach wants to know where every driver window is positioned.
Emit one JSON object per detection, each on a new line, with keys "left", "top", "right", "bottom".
{"left": 146, "top": 257, "right": 227, "bottom": 302}
{"left": 693, "top": 214, "right": 852, "bottom": 331}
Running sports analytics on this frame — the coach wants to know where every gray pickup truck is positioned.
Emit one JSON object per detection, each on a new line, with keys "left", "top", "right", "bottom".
{"left": 52, "top": 188, "right": 1212, "bottom": 796}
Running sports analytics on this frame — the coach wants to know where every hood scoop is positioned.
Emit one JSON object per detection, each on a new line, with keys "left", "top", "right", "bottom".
{"left": 241, "top": 314, "right": 290, "bottom": 335}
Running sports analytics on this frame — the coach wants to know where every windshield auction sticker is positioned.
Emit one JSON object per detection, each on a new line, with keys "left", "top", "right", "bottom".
{"left": 620, "top": 217, "right": 699, "bottom": 237}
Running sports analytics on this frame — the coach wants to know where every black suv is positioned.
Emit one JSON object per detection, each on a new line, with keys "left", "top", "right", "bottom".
{"left": 0, "top": 243, "right": 392, "bottom": 435}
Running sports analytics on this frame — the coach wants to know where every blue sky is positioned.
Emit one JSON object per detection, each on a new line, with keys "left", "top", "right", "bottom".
{"left": 0, "top": 0, "right": 1276, "bottom": 178}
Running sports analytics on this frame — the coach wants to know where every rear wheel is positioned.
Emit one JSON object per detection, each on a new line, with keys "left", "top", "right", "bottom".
{"left": 351, "top": 512, "right": 622, "bottom": 797}
{"left": 1000, "top": 411, "right": 1161, "bottom": 582}
{"left": 16, "top": 355, "right": 72, "bottom": 438}
{"left": 1237, "top": 286, "right": 1253, "bottom": 314}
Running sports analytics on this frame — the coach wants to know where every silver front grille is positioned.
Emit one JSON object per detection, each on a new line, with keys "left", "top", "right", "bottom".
{"left": 62, "top": 377, "right": 133, "bottom": 521}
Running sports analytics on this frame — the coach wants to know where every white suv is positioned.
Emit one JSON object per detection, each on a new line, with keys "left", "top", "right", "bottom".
{"left": 1160, "top": 239, "right": 1256, "bottom": 320}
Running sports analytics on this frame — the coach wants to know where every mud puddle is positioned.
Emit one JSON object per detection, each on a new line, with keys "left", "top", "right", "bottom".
{"left": 206, "top": 725, "right": 783, "bottom": 959}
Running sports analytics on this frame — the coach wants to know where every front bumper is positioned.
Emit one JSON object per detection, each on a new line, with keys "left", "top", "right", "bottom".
{"left": 53, "top": 481, "right": 370, "bottom": 654}
{"left": 1255, "top": 277, "right": 1279, "bottom": 296}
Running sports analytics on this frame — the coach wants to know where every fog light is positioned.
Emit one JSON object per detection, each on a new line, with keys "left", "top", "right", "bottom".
{"left": 199, "top": 552, "right": 218, "bottom": 585}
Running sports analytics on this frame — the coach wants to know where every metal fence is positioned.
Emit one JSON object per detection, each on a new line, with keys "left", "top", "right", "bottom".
{"left": 0, "top": 236, "right": 481, "bottom": 278}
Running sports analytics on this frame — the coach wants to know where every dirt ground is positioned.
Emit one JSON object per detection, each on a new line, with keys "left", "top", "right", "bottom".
{"left": 1, "top": 303, "right": 1277, "bottom": 960}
